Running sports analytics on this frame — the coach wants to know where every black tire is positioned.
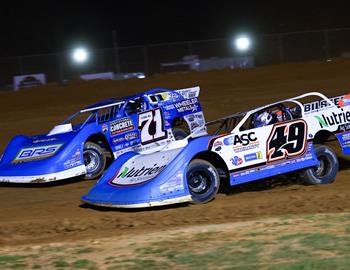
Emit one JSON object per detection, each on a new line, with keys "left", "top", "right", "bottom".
{"left": 187, "top": 159, "right": 220, "bottom": 204}
{"left": 300, "top": 145, "right": 339, "bottom": 185}
{"left": 83, "top": 142, "right": 106, "bottom": 180}
{"left": 172, "top": 128, "right": 188, "bottom": 140}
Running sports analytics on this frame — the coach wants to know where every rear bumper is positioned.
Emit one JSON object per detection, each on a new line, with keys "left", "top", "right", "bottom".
{"left": 0, "top": 165, "right": 86, "bottom": 183}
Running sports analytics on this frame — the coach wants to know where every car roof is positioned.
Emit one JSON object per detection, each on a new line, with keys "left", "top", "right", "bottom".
{"left": 81, "top": 88, "right": 177, "bottom": 112}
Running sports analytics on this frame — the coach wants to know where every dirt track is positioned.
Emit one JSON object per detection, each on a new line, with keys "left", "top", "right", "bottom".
{"left": 1, "top": 59, "right": 350, "bottom": 247}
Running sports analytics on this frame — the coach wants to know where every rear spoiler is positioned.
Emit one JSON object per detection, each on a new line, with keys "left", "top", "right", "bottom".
{"left": 175, "top": 86, "right": 200, "bottom": 99}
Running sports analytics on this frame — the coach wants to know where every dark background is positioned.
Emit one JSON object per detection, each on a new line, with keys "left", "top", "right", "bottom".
{"left": 0, "top": 1, "right": 349, "bottom": 57}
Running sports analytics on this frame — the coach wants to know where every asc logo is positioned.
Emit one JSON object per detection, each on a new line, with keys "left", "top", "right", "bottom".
{"left": 224, "top": 132, "right": 257, "bottom": 146}
{"left": 13, "top": 144, "right": 63, "bottom": 163}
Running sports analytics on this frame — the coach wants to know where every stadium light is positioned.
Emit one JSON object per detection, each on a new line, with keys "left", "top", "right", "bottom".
{"left": 72, "top": 47, "right": 89, "bottom": 64}
{"left": 234, "top": 35, "right": 252, "bottom": 52}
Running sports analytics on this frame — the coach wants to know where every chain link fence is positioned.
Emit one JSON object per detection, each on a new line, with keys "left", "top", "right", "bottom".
{"left": 1, "top": 28, "right": 350, "bottom": 89}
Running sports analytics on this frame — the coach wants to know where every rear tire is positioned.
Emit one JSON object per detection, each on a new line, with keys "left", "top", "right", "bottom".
{"left": 187, "top": 159, "right": 220, "bottom": 204}
{"left": 300, "top": 144, "right": 338, "bottom": 185}
{"left": 83, "top": 142, "right": 106, "bottom": 180}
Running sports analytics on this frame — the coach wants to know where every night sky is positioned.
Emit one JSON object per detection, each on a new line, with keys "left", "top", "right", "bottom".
{"left": 1, "top": 1, "right": 350, "bottom": 57}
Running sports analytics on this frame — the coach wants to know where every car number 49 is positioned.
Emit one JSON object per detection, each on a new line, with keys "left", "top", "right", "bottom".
{"left": 267, "top": 120, "right": 308, "bottom": 162}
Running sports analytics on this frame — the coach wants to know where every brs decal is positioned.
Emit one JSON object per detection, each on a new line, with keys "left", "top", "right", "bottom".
{"left": 13, "top": 144, "right": 63, "bottom": 163}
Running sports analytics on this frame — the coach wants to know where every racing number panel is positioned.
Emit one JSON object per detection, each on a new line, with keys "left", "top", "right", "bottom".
{"left": 267, "top": 120, "right": 308, "bottom": 162}
{"left": 138, "top": 108, "right": 168, "bottom": 145}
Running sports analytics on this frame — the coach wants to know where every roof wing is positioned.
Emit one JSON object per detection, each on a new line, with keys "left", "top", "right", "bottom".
{"left": 80, "top": 101, "right": 125, "bottom": 113}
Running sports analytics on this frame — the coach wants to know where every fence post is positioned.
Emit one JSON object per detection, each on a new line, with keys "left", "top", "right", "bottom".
{"left": 112, "top": 30, "right": 121, "bottom": 74}
{"left": 323, "top": 29, "right": 330, "bottom": 60}
{"left": 100, "top": 49, "right": 106, "bottom": 72}
{"left": 187, "top": 41, "right": 193, "bottom": 55}
{"left": 143, "top": 46, "right": 149, "bottom": 75}
{"left": 57, "top": 53, "right": 64, "bottom": 85}
{"left": 278, "top": 34, "right": 285, "bottom": 64}
{"left": 18, "top": 56, "right": 24, "bottom": 75}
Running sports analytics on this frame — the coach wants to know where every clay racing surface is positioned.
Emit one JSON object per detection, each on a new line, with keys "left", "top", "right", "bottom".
{"left": 0, "top": 59, "right": 350, "bottom": 250}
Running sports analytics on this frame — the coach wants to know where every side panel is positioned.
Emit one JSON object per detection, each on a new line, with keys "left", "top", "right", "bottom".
{"left": 209, "top": 120, "right": 319, "bottom": 186}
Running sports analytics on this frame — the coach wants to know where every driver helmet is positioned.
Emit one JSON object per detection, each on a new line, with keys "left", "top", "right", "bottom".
{"left": 254, "top": 111, "right": 273, "bottom": 128}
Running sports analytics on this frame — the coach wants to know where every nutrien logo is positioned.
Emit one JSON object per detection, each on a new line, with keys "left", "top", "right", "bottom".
{"left": 315, "top": 111, "right": 350, "bottom": 128}
{"left": 117, "top": 164, "right": 166, "bottom": 179}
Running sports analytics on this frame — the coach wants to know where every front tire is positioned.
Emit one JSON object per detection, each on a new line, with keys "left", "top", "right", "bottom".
{"left": 300, "top": 144, "right": 339, "bottom": 185}
{"left": 187, "top": 159, "right": 220, "bottom": 204}
{"left": 83, "top": 142, "right": 106, "bottom": 180}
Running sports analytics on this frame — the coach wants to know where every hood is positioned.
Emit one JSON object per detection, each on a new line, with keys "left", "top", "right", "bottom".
{"left": 0, "top": 131, "right": 84, "bottom": 180}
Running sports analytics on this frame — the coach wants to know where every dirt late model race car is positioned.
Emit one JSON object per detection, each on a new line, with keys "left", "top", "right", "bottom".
{"left": 0, "top": 87, "right": 206, "bottom": 183}
{"left": 82, "top": 92, "right": 350, "bottom": 208}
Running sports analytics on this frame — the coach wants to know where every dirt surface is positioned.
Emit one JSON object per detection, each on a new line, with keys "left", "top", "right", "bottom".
{"left": 1, "top": 212, "right": 350, "bottom": 269}
{"left": 1, "top": 59, "right": 350, "bottom": 247}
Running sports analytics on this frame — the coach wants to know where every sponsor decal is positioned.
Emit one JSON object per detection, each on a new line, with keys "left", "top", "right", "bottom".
{"left": 110, "top": 117, "right": 134, "bottom": 136}
{"left": 304, "top": 96, "right": 342, "bottom": 113}
{"left": 13, "top": 144, "right": 63, "bottom": 163}
{"left": 110, "top": 148, "right": 180, "bottom": 185}
{"left": 342, "top": 133, "right": 350, "bottom": 142}
{"left": 224, "top": 132, "right": 257, "bottom": 146}
{"left": 64, "top": 148, "right": 82, "bottom": 169}
{"left": 32, "top": 137, "right": 57, "bottom": 144}
{"left": 190, "top": 122, "right": 199, "bottom": 129}
{"left": 230, "top": 156, "right": 243, "bottom": 166}
{"left": 111, "top": 163, "right": 167, "bottom": 186}
{"left": 125, "top": 132, "right": 138, "bottom": 141}
{"left": 187, "top": 115, "right": 195, "bottom": 122}
{"left": 339, "top": 123, "right": 350, "bottom": 132}
{"left": 194, "top": 113, "right": 204, "bottom": 119}
{"left": 164, "top": 104, "right": 175, "bottom": 110}
{"left": 102, "top": 124, "right": 108, "bottom": 133}
{"left": 315, "top": 111, "right": 350, "bottom": 128}
{"left": 244, "top": 152, "right": 263, "bottom": 162}
{"left": 214, "top": 140, "right": 223, "bottom": 151}
{"left": 165, "top": 98, "right": 199, "bottom": 113}
{"left": 164, "top": 111, "right": 172, "bottom": 119}
{"left": 112, "top": 137, "right": 125, "bottom": 145}
{"left": 14, "top": 73, "right": 46, "bottom": 91}
{"left": 160, "top": 172, "right": 184, "bottom": 193}
{"left": 339, "top": 95, "right": 350, "bottom": 108}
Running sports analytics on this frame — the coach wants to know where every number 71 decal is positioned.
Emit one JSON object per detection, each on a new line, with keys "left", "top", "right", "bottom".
{"left": 267, "top": 120, "right": 308, "bottom": 162}
{"left": 138, "top": 108, "right": 167, "bottom": 145}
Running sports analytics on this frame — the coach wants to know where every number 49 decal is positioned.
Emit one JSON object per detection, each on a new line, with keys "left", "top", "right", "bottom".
{"left": 138, "top": 108, "right": 167, "bottom": 145}
{"left": 267, "top": 120, "right": 308, "bottom": 162}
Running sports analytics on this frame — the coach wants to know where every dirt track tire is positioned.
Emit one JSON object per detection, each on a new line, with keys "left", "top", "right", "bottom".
{"left": 172, "top": 128, "right": 188, "bottom": 140}
{"left": 83, "top": 142, "right": 106, "bottom": 180}
{"left": 300, "top": 145, "right": 339, "bottom": 185}
{"left": 187, "top": 159, "right": 220, "bottom": 204}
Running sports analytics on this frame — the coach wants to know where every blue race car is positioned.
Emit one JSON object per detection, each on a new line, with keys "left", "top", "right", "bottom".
{"left": 0, "top": 87, "right": 206, "bottom": 183}
{"left": 82, "top": 92, "right": 350, "bottom": 208}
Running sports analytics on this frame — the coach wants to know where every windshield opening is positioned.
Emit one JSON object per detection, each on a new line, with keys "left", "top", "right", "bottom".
{"left": 206, "top": 114, "right": 245, "bottom": 135}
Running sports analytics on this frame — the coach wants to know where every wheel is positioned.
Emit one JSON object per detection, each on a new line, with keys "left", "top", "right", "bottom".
{"left": 172, "top": 128, "right": 188, "bottom": 140}
{"left": 300, "top": 145, "right": 339, "bottom": 185}
{"left": 187, "top": 159, "right": 220, "bottom": 204}
{"left": 83, "top": 142, "right": 106, "bottom": 180}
